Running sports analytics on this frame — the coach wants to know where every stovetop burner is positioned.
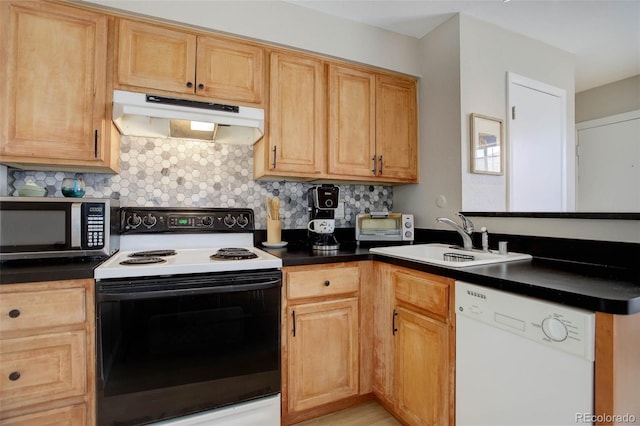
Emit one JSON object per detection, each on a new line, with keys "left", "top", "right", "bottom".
{"left": 119, "top": 257, "right": 167, "bottom": 265}
{"left": 128, "top": 249, "right": 177, "bottom": 258}
{"left": 210, "top": 247, "right": 259, "bottom": 261}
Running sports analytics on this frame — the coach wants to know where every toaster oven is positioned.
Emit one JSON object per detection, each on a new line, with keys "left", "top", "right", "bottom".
{"left": 355, "top": 212, "right": 414, "bottom": 243}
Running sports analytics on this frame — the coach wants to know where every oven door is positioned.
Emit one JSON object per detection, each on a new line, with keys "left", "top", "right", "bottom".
{"left": 96, "top": 270, "right": 281, "bottom": 426}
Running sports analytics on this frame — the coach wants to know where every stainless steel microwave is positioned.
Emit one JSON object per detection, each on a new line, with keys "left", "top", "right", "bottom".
{"left": 0, "top": 197, "right": 119, "bottom": 261}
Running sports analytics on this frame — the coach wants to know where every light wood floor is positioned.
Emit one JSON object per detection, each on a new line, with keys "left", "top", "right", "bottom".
{"left": 293, "top": 400, "right": 401, "bottom": 426}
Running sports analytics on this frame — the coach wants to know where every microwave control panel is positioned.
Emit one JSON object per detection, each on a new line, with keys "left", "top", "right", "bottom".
{"left": 83, "top": 203, "right": 106, "bottom": 248}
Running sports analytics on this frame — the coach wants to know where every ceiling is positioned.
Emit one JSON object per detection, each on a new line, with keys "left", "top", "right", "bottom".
{"left": 285, "top": 0, "right": 640, "bottom": 92}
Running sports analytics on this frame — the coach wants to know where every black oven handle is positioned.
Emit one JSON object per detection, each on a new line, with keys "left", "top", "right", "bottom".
{"left": 97, "top": 278, "right": 281, "bottom": 302}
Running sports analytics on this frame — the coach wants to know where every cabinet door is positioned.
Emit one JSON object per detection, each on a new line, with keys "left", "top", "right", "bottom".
{"left": 327, "top": 64, "right": 376, "bottom": 177}
{"left": 0, "top": 1, "right": 108, "bottom": 163}
{"left": 372, "top": 263, "right": 397, "bottom": 404}
{"left": 394, "top": 307, "right": 449, "bottom": 426}
{"left": 0, "top": 331, "right": 87, "bottom": 412}
{"left": 117, "top": 19, "right": 197, "bottom": 95}
{"left": 196, "top": 36, "right": 264, "bottom": 105}
{"left": 268, "top": 51, "right": 324, "bottom": 174}
{"left": 376, "top": 74, "right": 418, "bottom": 181}
{"left": 287, "top": 298, "right": 359, "bottom": 412}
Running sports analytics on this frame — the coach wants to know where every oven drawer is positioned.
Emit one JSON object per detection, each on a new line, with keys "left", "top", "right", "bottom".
{"left": 394, "top": 270, "right": 451, "bottom": 320}
{"left": 286, "top": 265, "right": 360, "bottom": 300}
{"left": 0, "top": 331, "right": 87, "bottom": 413}
{"left": 0, "top": 288, "right": 86, "bottom": 337}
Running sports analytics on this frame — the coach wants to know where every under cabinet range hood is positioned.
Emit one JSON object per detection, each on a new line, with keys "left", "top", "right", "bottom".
{"left": 112, "top": 90, "right": 264, "bottom": 144}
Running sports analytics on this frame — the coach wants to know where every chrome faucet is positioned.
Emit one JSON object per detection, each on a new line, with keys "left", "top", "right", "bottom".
{"left": 436, "top": 213, "right": 474, "bottom": 250}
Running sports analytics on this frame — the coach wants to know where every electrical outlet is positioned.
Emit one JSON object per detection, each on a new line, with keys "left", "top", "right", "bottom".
{"left": 335, "top": 202, "right": 345, "bottom": 219}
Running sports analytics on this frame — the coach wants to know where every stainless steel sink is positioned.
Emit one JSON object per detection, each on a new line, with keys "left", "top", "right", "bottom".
{"left": 369, "top": 243, "right": 532, "bottom": 268}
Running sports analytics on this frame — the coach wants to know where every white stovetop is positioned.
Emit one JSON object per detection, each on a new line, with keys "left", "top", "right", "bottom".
{"left": 95, "top": 234, "right": 282, "bottom": 280}
{"left": 95, "top": 247, "right": 282, "bottom": 280}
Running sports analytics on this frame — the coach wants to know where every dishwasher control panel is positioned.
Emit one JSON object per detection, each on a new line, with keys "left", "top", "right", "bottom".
{"left": 455, "top": 281, "right": 595, "bottom": 361}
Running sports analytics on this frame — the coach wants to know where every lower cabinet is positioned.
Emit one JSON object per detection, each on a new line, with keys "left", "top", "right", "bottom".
{"left": 287, "top": 298, "right": 359, "bottom": 412}
{"left": 0, "top": 279, "right": 95, "bottom": 424}
{"left": 373, "top": 262, "right": 455, "bottom": 426}
{"left": 281, "top": 262, "right": 364, "bottom": 425}
{"left": 394, "top": 307, "right": 449, "bottom": 425}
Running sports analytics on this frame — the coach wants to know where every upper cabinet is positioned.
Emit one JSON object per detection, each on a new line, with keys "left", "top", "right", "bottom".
{"left": 254, "top": 50, "right": 325, "bottom": 178}
{"left": 0, "top": 1, "right": 119, "bottom": 173}
{"left": 327, "top": 65, "right": 418, "bottom": 182}
{"left": 327, "top": 65, "right": 376, "bottom": 177}
{"left": 116, "top": 19, "right": 265, "bottom": 106}
{"left": 255, "top": 58, "right": 418, "bottom": 184}
{"left": 375, "top": 74, "right": 418, "bottom": 182}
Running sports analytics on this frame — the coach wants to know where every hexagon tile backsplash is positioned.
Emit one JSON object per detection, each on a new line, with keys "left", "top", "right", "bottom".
{"left": 8, "top": 136, "right": 393, "bottom": 229}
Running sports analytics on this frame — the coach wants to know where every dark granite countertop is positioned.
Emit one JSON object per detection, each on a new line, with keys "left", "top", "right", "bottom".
{"left": 262, "top": 242, "right": 640, "bottom": 315}
{"left": 0, "top": 257, "right": 105, "bottom": 285}
{"left": 3, "top": 239, "right": 639, "bottom": 315}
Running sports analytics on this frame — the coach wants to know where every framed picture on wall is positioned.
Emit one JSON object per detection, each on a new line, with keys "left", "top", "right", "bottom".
{"left": 470, "top": 113, "right": 503, "bottom": 175}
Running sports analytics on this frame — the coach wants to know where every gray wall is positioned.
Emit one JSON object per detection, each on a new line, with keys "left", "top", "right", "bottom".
{"left": 394, "top": 15, "right": 462, "bottom": 231}
{"left": 576, "top": 75, "right": 640, "bottom": 122}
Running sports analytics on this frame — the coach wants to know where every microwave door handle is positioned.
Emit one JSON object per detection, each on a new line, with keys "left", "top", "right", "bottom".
{"left": 71, "top": 203, "right": 82, "bottom": 248}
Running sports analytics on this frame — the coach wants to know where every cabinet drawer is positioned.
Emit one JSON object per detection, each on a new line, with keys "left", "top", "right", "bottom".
{"left": 0, "top": 331, "right": 87, "bottom": 413}
{"left": 394, "top": 271, "right": 450, "bottom": 319}
{"left": 287, "top": 266, "right": 360, "bottom": 299}
{"left": 0, "top": 403, "right": 87, "bottom": 425}
{"left": 0, "top": 288, "right": 86, "bottom": 336}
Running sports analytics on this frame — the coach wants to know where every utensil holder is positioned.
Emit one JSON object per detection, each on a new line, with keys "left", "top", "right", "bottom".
{"left": 267, "top": 219, "right": 281, "bottom": 243}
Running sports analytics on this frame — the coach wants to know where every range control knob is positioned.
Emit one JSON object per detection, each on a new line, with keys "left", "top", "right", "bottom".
{"left": 542, "top": 317, "right": 568, "bottom": 342}
{"left": 142, "top": 214, "right": 157, "bottom": 229}
{"left": 201, "top": 216, "right": 214, "bottom": 227}
{"left": 126, "top": 213, "right": 142, "bottom": 229}
{"left": 223, "top": 214, "right": 237, "bottom": 228}
{"left": 237, "top": 214, "right": 249, "bottom": 228}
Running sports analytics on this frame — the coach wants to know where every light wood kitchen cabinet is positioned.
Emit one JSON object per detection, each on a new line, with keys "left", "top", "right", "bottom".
{"left": 595, "top": 312, "right": 640, "bottom": 425}
{"left": 282, "top": 263, "right": 364, "bottom": 425}
{"left": 0, "top": 279, "right": 95, "bottom": 424}
{"left": 327, "top": 64, "right": 376, "bottom": 177}
{"left": 373, "top": 263, "right": 455, "bottom": 426}
{"left": 0, "top": 0, "right": 119, "bottom": 173}
{"left": 254, "top": 50, "right": 325, "bottom": 179}
{"left": 116, "top": 19, "right": 264, "bottom": 106}
{"left": 327, "top": 64, "right": 418, "bottom": 182}
{"left": 394, "top": 308, "right": 449, "bottom": 425}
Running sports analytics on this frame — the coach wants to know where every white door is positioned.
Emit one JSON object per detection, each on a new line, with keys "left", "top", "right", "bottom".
{"left": 576, "top": 111, "right": 640, "bottom": 212}
{"left": 507, "top": 74, "right": 568, "bottom": 211}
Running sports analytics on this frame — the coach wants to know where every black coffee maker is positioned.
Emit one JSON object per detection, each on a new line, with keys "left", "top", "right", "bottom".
{"left": 308, "top": 185, "right": 340, "bottom": 250}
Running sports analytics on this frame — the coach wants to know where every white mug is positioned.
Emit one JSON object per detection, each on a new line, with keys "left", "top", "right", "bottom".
{"left": 307, "top": 219, "right": 335, "bottom": 234}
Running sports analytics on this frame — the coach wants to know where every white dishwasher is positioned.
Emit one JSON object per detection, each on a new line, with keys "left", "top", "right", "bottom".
{"left": 455, "top": 281, "right": 595, "bottom": 426}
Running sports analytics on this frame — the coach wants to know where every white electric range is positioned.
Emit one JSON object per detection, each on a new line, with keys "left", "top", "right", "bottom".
{"left": 94, "top": 207, "right": 282, "bottom": 426}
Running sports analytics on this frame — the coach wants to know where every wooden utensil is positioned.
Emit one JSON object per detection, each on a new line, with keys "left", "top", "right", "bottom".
{"left": 272, "top": 197, "right": 280, "bottom": 220}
